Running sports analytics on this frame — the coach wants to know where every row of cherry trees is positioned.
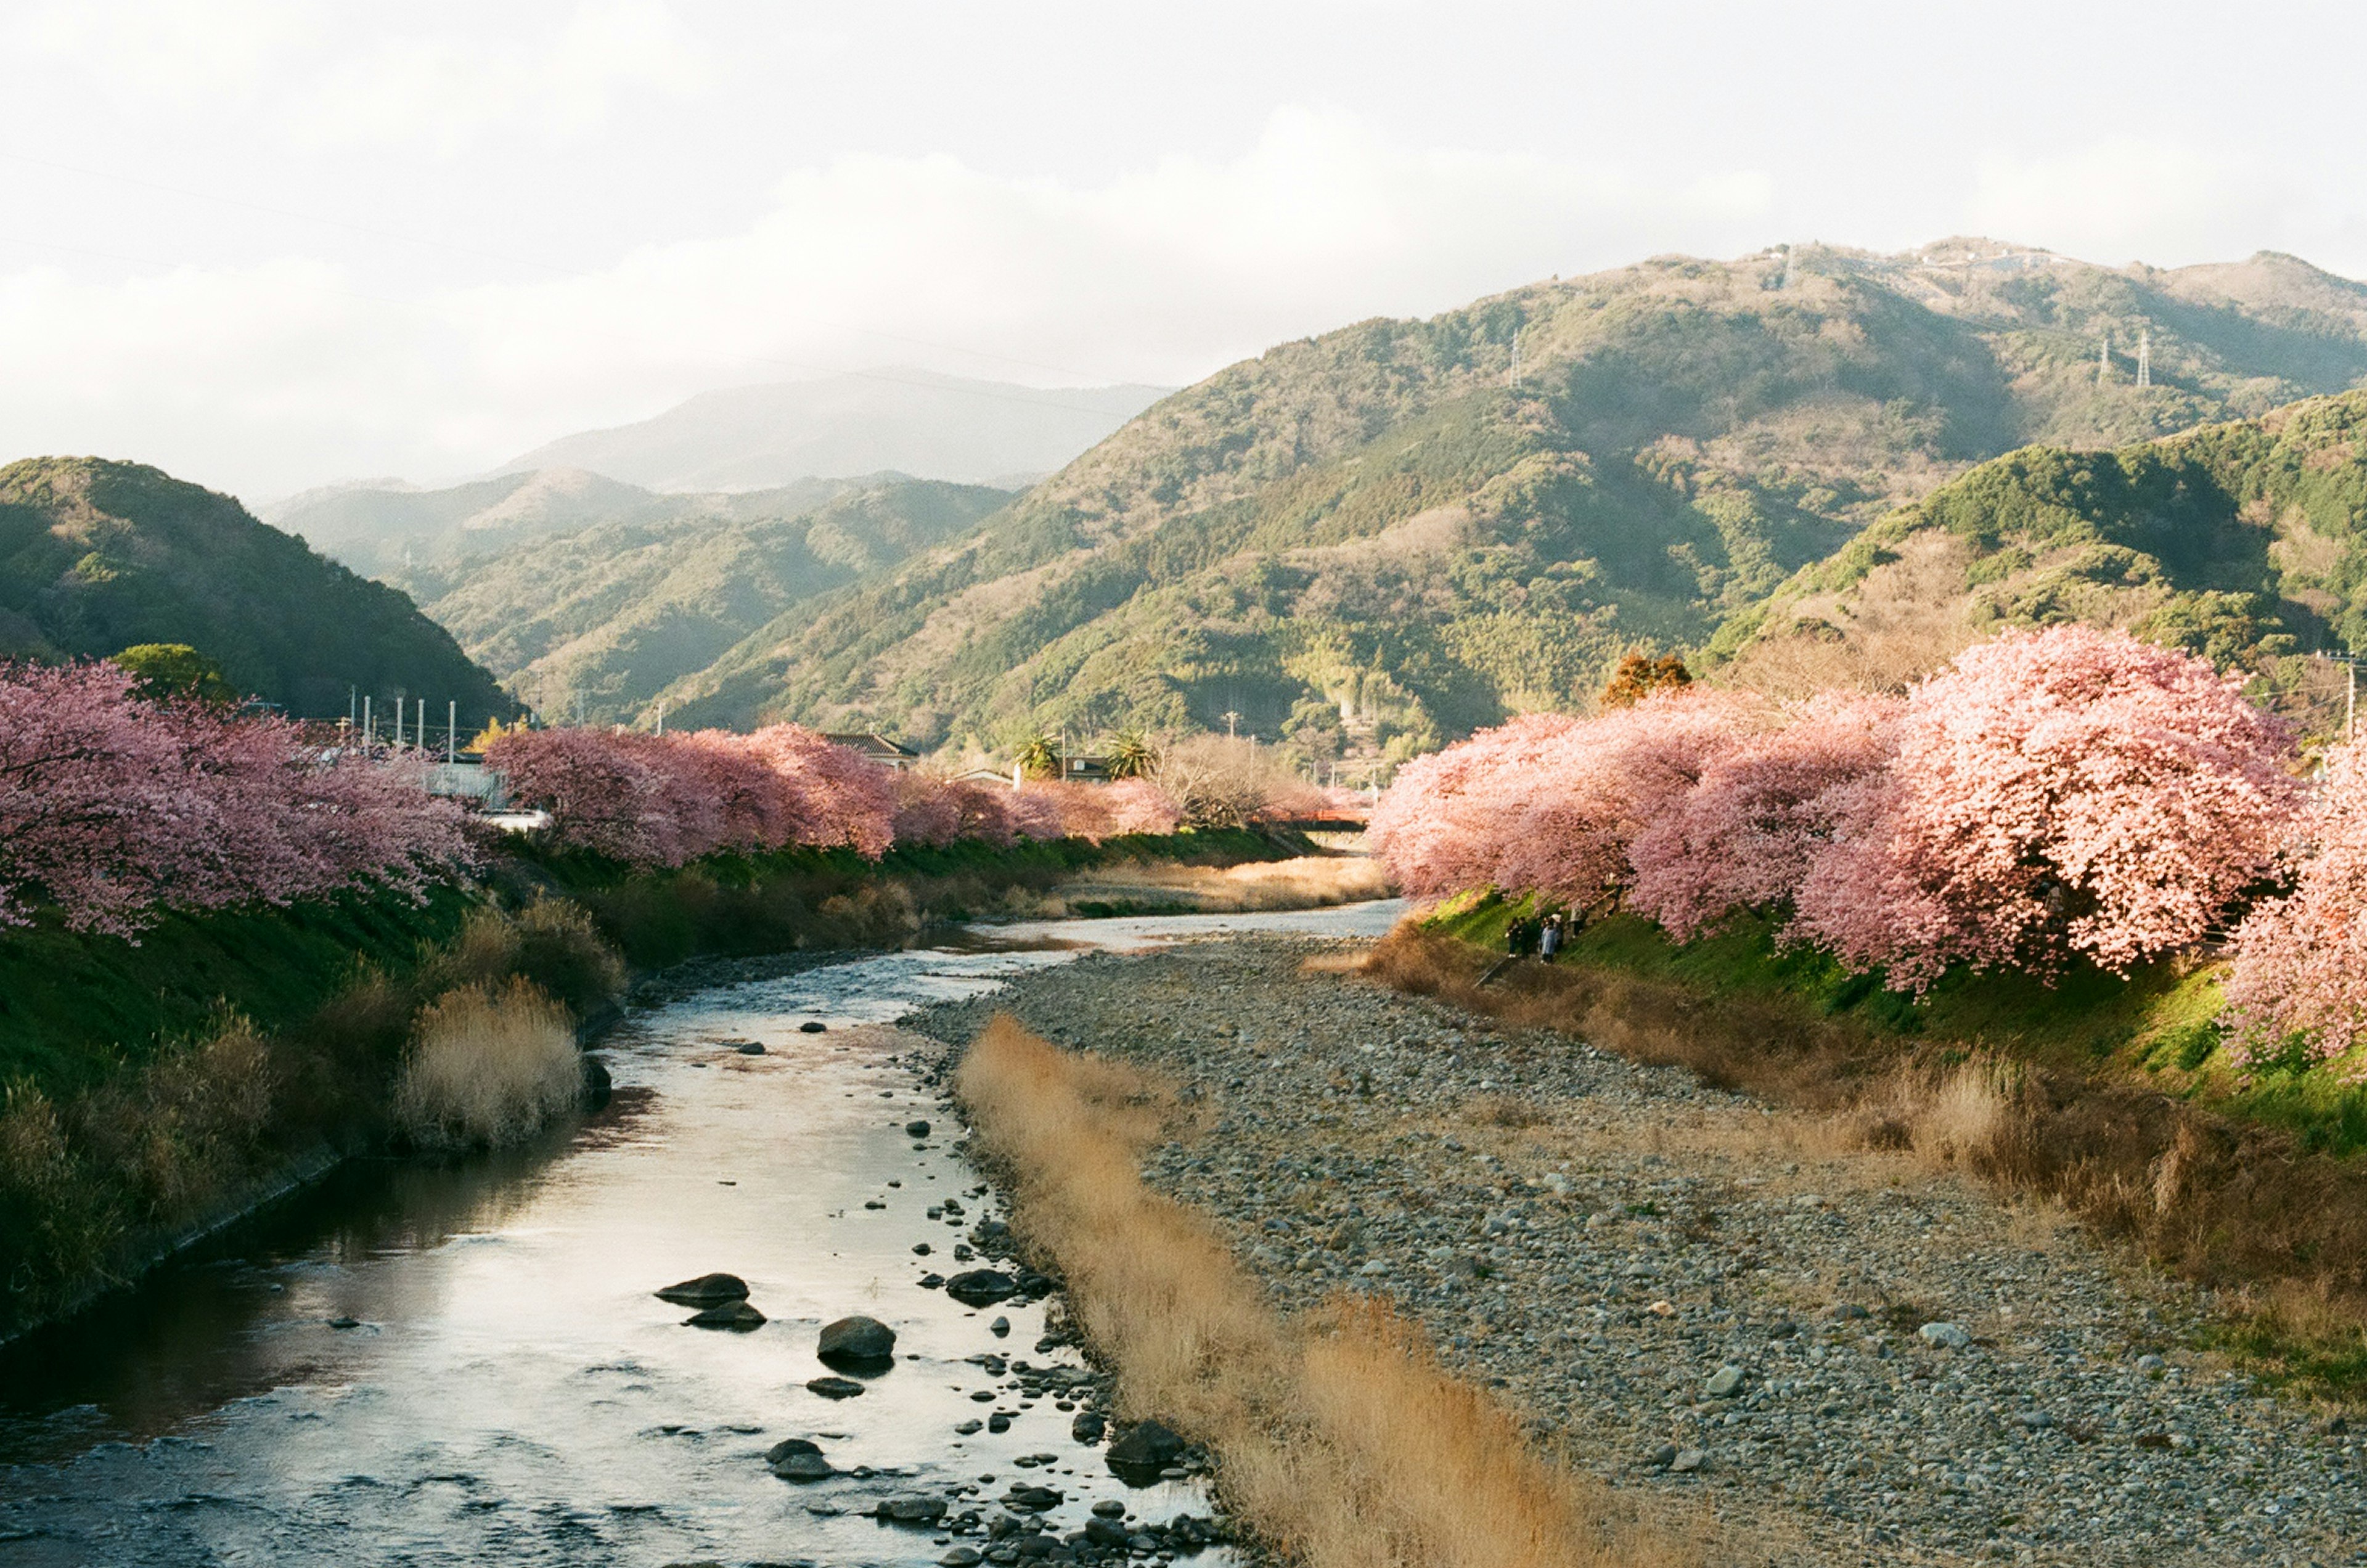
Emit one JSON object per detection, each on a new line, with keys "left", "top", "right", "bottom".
{"left": 0, "top": 661, "right": 470, "bottom": 936}
{"left": 1369, "top": 626, "right": 2367, "bottom": 1074}
{"left": 483, "top": 725, "right": 1181, "bottom": 867}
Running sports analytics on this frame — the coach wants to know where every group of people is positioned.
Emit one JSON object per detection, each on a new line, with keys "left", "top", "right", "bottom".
{"left": 1505, "top": 910, "right": 1568, "bottom": 962}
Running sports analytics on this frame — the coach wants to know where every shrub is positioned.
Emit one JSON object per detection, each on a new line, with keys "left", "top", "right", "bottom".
{"left": 394, "top": 979, "right": 582, "bottom": 1149}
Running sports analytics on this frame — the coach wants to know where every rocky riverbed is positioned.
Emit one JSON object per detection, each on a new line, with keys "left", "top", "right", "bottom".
{"left": 909, "top": 937, "right": 2367, "bottom": 1568}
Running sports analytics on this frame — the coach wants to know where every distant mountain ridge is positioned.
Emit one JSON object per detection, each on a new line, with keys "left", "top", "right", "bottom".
{"left": 266, "top": 468, "right": 882, "bottom": 578}
{"left": 644, "top": 240, "right": 2367, "bottom": 762}
{"left": 0, "top": 457, "right": 514, "bottom": 721}
{"left": 489, "top": 368, "right": 1170, "bottom": 492}
{"left": 388, "top": 478, "right": 1013, "bottom": 725}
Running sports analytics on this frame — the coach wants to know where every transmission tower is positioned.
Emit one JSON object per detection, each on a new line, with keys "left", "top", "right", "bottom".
{"left": 1508, "top": 325, "right": 1523, "bottom": 389}
{"left": 2136, "top": 329, "right": 2151, "bottom": 389}
{"left": 2097, "top": 334, "right": 2111, "bottom": 386}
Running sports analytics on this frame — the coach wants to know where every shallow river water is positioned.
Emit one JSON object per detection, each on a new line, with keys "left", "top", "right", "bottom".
{"left": 0, "top": 901, "right": 1402, "bottom": 1567}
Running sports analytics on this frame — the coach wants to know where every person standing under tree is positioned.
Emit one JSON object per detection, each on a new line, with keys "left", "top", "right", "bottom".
{"left": 1539, "top": 912, "right": 1563, "bottom": 963}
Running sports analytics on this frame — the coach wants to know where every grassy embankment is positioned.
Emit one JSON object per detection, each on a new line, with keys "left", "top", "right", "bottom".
{"left": 0, "top": 825, "right": 1306, "bottom": 1338}
{"left": 955, "top": 1016, "right": 1692, "bottom": 1568}
{"left": 1373, "top": 895, "right": 2367, "bottom": 1395}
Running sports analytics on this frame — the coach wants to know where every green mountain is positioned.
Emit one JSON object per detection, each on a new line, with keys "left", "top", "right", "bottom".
{"left": 0, "top": 457, "right": 515, "bottom": 721}
{"left": 1714, "top": 388, "right": 2367, "bottom": 705}
{"left": 656, "top": 241, "right": 2367, "bottom": 764}
{"left": 390, "top": 479, "right": 1012, "bottom": 724}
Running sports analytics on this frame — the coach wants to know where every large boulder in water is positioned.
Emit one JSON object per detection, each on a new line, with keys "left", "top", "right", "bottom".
{"left": 684, "top": 1301, "right": 765, "bottom": 1331}
{"left": 1106, "top": 1418, "right": 1187, "bottom": 1480}
{"left": 655, "top": 1272, "right": 748, "bottom": 1305}
{"left": 944, "top": 1269, "right": 1018, "bottom": 1307}
{"left": 766, "top": 1437, "right": 833, "bottom": 1481}
{"left": 817, "top": 1315, "right": 897, "bottom": 1368}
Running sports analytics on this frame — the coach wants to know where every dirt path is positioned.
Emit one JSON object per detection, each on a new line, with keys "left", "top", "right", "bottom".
{"left": 911, "top": 936, "right": 2367, "bottom": 1568}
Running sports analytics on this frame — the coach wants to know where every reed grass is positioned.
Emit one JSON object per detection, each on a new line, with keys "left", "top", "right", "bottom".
{"left": 394, "top": 978, "right": 582, "bottom": 1150}
{"left": 954, "top": 1016, "right": 1688, "bottom": 1568}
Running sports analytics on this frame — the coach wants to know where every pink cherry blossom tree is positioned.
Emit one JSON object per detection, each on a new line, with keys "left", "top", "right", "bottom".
{"left": 2222, "top": 740, "right": 2367, "bottom": 1074}
{"left": 1627, "top": 691, "right": 1903, "bottom": 941}
{"left": 1790, "top": 626, "right": 2299, "bottom": 987}
{"left": 0, "top": 660, "right": 468, "bottom": 934}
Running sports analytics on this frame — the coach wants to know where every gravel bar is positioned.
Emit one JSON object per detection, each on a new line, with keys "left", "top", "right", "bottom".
{"left": 910, "top": 936, "right": 2367, "bottom": 1568}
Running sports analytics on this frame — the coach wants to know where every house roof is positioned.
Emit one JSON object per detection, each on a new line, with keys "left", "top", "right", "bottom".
{"left": 823, "top": 731, "right": 921, "bottom": 759}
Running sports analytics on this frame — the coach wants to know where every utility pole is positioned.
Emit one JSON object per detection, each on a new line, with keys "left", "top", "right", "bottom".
{"left": 362, "top": 695, "right": 372, "bottom": 749}
{"left": 1223, "top": 710, "right": 1240, "bottom": 739}
{"left": 448, "top": 700, "right": 457, "bottom": 763}
{"left": 655, "top": 700, "right": 665, "bottom": 737}
{"left": 2137, "top": 329, "right": 2151, "bottom": 389}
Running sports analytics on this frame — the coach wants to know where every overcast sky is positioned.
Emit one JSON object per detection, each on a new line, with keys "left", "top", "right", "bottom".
{"left": 3, "top": 0, "right": 2362, "bottom": 502}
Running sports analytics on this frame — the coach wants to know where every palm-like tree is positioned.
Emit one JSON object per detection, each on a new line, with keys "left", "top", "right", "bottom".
{"left": 1104, "top": 729, "right": 1158, "bottom": 780}
{"left": 1015, "top": 732, "right": 1063, "bottom": 780}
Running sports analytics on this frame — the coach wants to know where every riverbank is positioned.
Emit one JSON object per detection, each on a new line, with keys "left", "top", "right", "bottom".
{"left": 909, "top": 937, "right": 2367, "bottom": 1567}
{"left": 1380, "top": 904, "right": 2367, "bottom": 1397}
{"left": 0, "top": 826, "right": 1323, "bottom": 1341}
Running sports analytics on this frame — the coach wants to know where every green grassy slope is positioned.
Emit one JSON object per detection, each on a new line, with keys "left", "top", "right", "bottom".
{"left": 392, "top": 479, "right": 1010, "bottom": 724}
{"left": 0, "top": 458, "right": 515, "bottom": 720}
{"left": 659, "top": 242, "right": 2367, "bottom": 757}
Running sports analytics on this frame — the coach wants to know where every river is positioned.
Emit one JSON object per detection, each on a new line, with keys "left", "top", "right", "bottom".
{"left": 0, "top": 901, "right": 1404, "bottom": 1568}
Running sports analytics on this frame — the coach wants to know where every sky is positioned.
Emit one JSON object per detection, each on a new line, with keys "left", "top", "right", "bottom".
{"left": 2, "top": 0, "right": 2363, "bottom": 502}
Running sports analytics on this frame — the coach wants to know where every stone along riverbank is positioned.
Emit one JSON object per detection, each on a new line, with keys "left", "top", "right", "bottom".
{"left": 908, "top": 937, "right": 2367, "bottom": 1568}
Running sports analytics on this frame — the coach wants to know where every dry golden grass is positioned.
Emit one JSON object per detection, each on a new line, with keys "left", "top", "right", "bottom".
{"left": 394, "top": 978, "right": 582, "bottom": 1150}
{"left": 1029, "top": 854, "right": 1393, "bottom": 917}
{"left": 954, "top": 1016, "right": 1690, "bottom": 1568}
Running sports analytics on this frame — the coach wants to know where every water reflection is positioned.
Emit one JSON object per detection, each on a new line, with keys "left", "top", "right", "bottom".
{"left": 0, "top": 900, "right": 1398, "bottom": 1566}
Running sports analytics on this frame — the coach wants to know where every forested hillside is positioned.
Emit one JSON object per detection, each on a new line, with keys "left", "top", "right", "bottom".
{"left": 656, "top": 240, "right": 2367, "bottom": 765}
{"left": 1715, "top": 388, "right": 2367, "bottom": 708}
{"left": 392, "top": 479, "right": 1011, "bottom": 724}
{"left": 0, "top": 458, "right": 514, "bottom": 721}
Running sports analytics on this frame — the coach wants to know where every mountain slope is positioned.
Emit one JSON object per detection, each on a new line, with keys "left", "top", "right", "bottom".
{"left": 659, "top": 242, "right": 2367, "bottom": 761}
{"left": 1715, "top": 387, "right": 2367, "bottom": 700}
{"left": 265, "top": 468, "right": 867, "bottom": 578}
{"left": 393, "top": 479, "right": 1011, "bottom": 724}
{"left": 491, "top": 369, "right": 1171, "bottom": 491}
{"left": 0, "top": 458, "right": 515, "bottom": 721}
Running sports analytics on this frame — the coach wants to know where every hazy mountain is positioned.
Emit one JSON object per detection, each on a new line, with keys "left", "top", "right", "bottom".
{"left": 650, "top": 241, "right": 2367, "bottom": 760}
{"left": 391, "top": 479, "right": 1012, "bottom": 725}
{"left": 0, "top": 457, "right": 514, "bottom": 721}
{"left": 488, "top": 369, "right": 1171, "bottom": 492}
{"left": 264, "top": 468, "right": 872, "bottom": 578}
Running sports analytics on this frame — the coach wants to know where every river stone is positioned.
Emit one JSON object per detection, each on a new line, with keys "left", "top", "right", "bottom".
{"left": 1918, "top": 1321, "right": 1973, "bottom": 1349}
{"left": 877, "top": 1495, "right": 948, "bottom": 1525}
{"left": 806, "top": 1376, "right": 865, "bottom": 1399}
{"left": 817, "top": 1315, "right": 897, "bottom": 1366}
{"left": 906, "top": 1119, "right": 932, "bottom": 1137}
{"left": 939, "top": 1550, "right": 984, "bottom": 1567}
{"left": 685, "top": 1301, "right": 765, "bottom": 1331}
{"left": 1106, "top": 1418, "right": 1186, "bottom": 1469}
{"left": 769, "top": 1450, "right": 833, "bottom": 1481}
{"left": 1071, "top": 1410, "right": 1106, "bottom": 1443}
{"left": 989, "top": 1315, "right": 1010, "bottom": 1337}
{"left": 655, "top": 1272, "right": 749, "bottom": 1306}
{"left": 735, "top": 1042, "right": 766, "bottom": 1055}
{"left": 799, "top": 1021, "right": 827, "bottom": 1033}
{"left": 1704, "top": 1363, "right": 1745, "bottom": 1398}
{"left": 945, "top": 1268, "right": 1018, "bottom": 1306}
{"left": 953, "top": 1418, "right": 983, "bottom": 1434}
{"left": 1671, "top": 1447, "right": 1706, "bottom": 1473}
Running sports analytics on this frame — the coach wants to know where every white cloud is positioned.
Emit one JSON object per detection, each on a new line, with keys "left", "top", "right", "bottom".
{"left": 1966, "top": 138, "right": 2303, "bottom": 267}
{"left": 295, "top": 2, "right": 710, "bottom": 155}
{"left": 0, "top": 105, "right": 1779, "bottom": 497}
